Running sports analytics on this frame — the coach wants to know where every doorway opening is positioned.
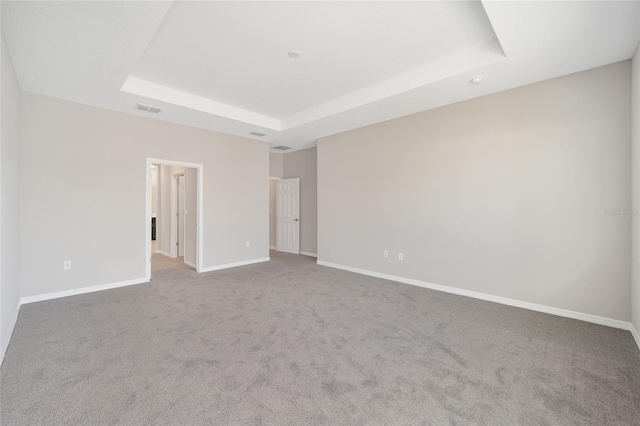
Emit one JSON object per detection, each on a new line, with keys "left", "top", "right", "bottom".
{"left": 146, "top": 158, "right": 203, "bottom": 280}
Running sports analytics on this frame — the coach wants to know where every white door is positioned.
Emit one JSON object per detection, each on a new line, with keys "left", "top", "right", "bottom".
{"left": 276, "top": 178, "right": 300, "bottom": 254}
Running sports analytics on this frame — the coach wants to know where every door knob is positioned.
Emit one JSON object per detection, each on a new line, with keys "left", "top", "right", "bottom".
{"left": 293, "top": 218, "right": 299, "bottom": 221}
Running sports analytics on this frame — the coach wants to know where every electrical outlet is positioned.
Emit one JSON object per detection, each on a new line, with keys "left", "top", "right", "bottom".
{"left": 398, "top": 253, "right": 404, "bottom": 261}
{"left": 64, "top": 261, "right": 71, "bottom": 270}
{"left": 383, "top": 250, "right": 388, "bottom": 258}
{"left": 246, "top": 241, "right": 251, "bottom": 247}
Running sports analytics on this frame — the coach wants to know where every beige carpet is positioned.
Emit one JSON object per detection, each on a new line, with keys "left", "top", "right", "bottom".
{"left": 1, "top": 251, "right": 639, "bottom": 425}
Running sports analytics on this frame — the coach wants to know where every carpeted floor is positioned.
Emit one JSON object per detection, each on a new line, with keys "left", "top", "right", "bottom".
{"left": 1, "top": 251, "right": 639, "bottom": 425}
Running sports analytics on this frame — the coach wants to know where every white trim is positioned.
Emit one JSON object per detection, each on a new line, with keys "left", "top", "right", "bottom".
{"left": 200, "top": 257, "right": 270, "bottom": 273}
{"left": 270, "top": 145, "right": 317, "bottom": 155}
{"left": 146, "top": 158, "right": 204, "bottom": 279}
{"left": 1, "top": 302, "right": 21, "bottom": 365}
{"left": 20, "top": 277, "right": 148, "bottom": 305}
{"left": 317, "top": 260, "right": 634, "bottom": 332}
{"left": 269, "top": 176, "right": 281, "bottom": 181}
{"left": 300, "top": 251, "right": 318, "bottom": 258}
{"left": 184, "top": 260, "right": 197, "bottom": 269}
{"left": 631, "top": 324, "right": 640, "bottom": 350}
{"left": 156, "top": 250, "right": 172, "bottom": 257}
{"left": 269, "top": 245, "right": 276, "bottom": 250}
{"left": 122, "top": 76, "right": 281, "bottom": 131}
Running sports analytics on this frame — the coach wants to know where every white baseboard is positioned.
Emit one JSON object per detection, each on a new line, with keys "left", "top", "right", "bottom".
{"left": 1, "top": 301, "right": 21, "bottom": 366}
{"left": 631, "top": 324, "right": 640, "bottom": 350}
{"left": 20, "top": 277, "right": 149, "bottom": 305}
{"left": 270, "top": 247, "right": 318, "bottom": 258}
{"left": 317, "top": 260, "right": 634, "bottom": 332}
{"left": 155, "top": 250, "right": 172, "bottom": 257}
{"left": 200, "top": 257, "right": 270, "bottom": 273}
{"left": 184, "top": 260, "right": 196, "bottom": 269}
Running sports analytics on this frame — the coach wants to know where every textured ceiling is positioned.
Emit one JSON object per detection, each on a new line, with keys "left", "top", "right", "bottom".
{"left": 2, "top": 1, "right": 640, "bottom": 151}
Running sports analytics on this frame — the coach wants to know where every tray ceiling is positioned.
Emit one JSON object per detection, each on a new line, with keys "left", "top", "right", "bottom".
{"left": 2, "top": 1, "right": 639, "bottom": 150}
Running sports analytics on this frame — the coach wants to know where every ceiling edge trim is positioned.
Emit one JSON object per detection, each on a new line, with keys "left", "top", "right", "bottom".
{"left": 120, "top": 76, "right": 282, "bottom": 131}
{"left": 280, "top": 39, "right": 507, "bottom": 131}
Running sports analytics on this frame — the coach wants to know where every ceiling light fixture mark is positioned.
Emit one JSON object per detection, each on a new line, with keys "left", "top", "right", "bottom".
{"left": 288, "top": 50, "right": 301, "bottom": 59}
{"left": 470, "top": 76, "right": 484, "bottom": 85}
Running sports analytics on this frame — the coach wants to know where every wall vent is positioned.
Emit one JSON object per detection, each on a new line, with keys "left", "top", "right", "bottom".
{"left": 135, "top": 103, "right": 163, "bottom": 114}
{"left": 273, "top": 145, "right": 292, "bottom": 151}
{"left": 250, "top": 131, "right": 267, "bottom": 137}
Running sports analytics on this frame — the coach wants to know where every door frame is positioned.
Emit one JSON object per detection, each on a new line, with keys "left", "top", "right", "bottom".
{"left": 170, "top": 172, "right": 186, "bottom": 259}
{"left": 145, "top": 158, "right": 204, "bottom": 280}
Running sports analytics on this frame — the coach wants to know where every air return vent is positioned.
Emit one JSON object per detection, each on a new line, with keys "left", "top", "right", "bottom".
{"left": 135, "top": 103, "right": 163, "bottom": 114}
{"left": 250, "top": 131, "right": 267, "bottom": 137}
{"left": 273, "top": 145, "right": 292, "bottom": 151}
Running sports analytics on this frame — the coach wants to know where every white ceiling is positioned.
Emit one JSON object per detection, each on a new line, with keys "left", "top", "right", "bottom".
{"left": 2, "top": 1, "right": 640, "bottom": 152}
{"left": 128, "top": 1, "right": 499, "bottom": 121}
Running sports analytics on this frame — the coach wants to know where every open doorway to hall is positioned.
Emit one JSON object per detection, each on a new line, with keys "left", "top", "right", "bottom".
{"left": 146, "top": 159, "right": 204, "bottom": 279}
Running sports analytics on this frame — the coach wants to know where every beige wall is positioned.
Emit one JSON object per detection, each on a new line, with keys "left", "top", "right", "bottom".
{"left": 19, "top": 93, "right": 269, "bottom": 298}
{"left": 269, "top": 180, "right": 276, "bottom": 248}
{"left": 1, "top": 28, "right": 21, "bottom": 360}
{"left": 283, "top": 147, "right": 317, "bottom": 255}
{"left": 270, "top": 152, "right": 283, "bottom": 178}
{"left": 632, "top": 44, "right": 640, "bottom": 333}
{"left": 318, "top": 61, "right": 632, "bottom": 322}
{"left": 268, "top": 154, "right": 282, "bottom": 249}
